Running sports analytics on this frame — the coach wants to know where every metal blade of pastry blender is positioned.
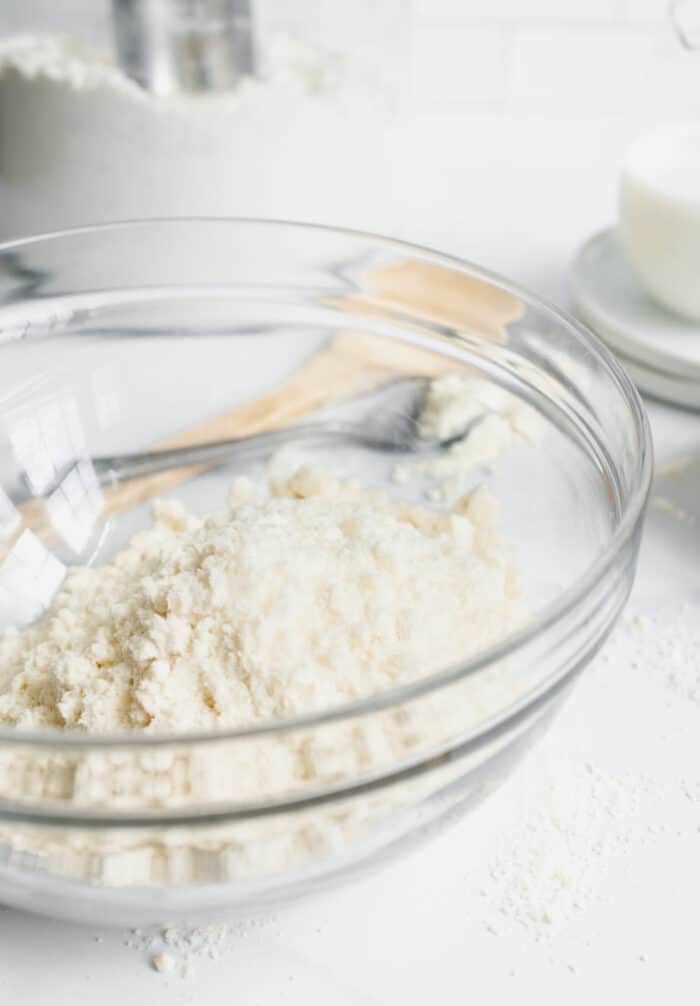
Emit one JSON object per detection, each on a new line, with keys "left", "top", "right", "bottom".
{"left": 112, "top": 0, "right": 255, "bottom": 96}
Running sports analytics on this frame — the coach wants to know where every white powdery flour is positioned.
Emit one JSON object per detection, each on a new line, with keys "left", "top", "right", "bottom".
{"left": 0, "top": 465, "right": 523, "bottom": 734}
{"left": 0, "top": 462, "right": 526, "bottom": 888}
{"left": 467, "top": 601, "right": 700, "bottom": 943}
{"left": 394, "top": 373, "right": 543, "bottom": 502}
{"left": 623, "top": 606, "right": 700, "bottom": 705}
{"left": 0, "top": 33, "right": 394, "bottom": 240}
{"left": 475, "top": 751, "right": 654, "bottom": 938}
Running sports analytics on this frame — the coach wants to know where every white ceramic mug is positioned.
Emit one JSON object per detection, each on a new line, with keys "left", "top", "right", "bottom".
{"left": 619, "top": 126, "right": 700, "bottom": 321}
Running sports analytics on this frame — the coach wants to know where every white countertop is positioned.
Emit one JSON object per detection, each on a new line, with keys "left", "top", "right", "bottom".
{"left": 3, "top": 110, "right": 700, "bottom": 1004}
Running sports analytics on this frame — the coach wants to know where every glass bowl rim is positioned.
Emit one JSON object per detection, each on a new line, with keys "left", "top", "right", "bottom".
{"left": 0, "top": 218, "right": 654, "bottom": 750}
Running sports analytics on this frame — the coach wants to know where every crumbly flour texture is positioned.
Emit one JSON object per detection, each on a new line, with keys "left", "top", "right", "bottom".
{"left": 0, "top": 464, "right": 523, "bottom": 734}
{"left": 394, "top": 373, "right": 543, "bottom": 501}
{"left": 0, "top": 461, "right": 527, "bottom": 885}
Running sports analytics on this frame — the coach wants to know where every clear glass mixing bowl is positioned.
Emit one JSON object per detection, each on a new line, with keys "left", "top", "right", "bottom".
{"left": 0, "top": 220, "right": 651, "bottom": 925}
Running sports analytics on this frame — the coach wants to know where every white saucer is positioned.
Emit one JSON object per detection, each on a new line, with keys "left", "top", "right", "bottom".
{"left": 570, "top": 229, "right": 700, "bottom": 409}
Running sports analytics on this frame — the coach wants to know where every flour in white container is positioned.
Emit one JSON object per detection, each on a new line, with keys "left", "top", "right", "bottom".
{"left": 0, "top": 33, "right": 395, "bottom": 240}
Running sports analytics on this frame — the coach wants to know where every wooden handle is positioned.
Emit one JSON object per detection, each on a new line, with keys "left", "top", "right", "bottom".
{"left": 13, "top": 257, "right": 519, "bottom": 551}
{"left": 337, "top": 260, "right": 525, "bottom": 344}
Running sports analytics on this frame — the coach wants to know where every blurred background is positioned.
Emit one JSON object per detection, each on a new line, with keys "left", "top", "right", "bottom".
{"left": 1, "top": 0, "right": 698, "bottom": 303}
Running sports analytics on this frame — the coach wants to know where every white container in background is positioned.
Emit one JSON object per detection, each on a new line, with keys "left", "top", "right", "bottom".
{"left": 0, "top": 1, "right": 405, "bottom": 241}
{"left": 619, "top": 126, "right": 700, "bottom": 321}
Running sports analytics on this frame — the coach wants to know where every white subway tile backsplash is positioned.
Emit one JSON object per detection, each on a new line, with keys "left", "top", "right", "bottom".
{"left": 410, "top": 23, "right": 505, "bottom": 106}
{"left": 621, "top": 0, "right": 670, "bottom": 22}
{"left": 413, "top": 0, "right": 623, "bottom": 22}
{"left": 508, "top": 26, "right": 658, "bottom": 109}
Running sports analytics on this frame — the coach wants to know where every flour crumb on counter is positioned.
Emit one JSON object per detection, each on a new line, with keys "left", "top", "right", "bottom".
{"left": 471, "top": 599, "right": 700, "bottom": 942}
{"left": 121, "top": 921, "right": 267, "bottom": 973}
{"left": 126, "top": 920, "right": 249, "bottom": 978}
{"left": 151, "top": 951, "right": 176, "bottom": 974}
{"left": 624, "top": 606, "right": 700, "bottom": 705}
{"left": 477, "top": 755, "right": 642, "bottom": 937}
{"left": 472, "top": 743, "right": 678, "bottom": 941}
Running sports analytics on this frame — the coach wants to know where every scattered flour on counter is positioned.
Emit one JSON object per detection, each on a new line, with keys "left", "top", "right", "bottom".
{"left": 476, "top": 753, "right": 653, "bottom": 938}
{"left": 623, "top": 606, "right": 700, "bottom": 705}
{"left": 122, "top": 748, "right": 688, "bottom": 971}
{"left": 393, "top": 374, "right": 543, "bottom": 502}
{"left": 127, "top": 917, "right": 275, "bottom": 978}
{"left": 162, "top": 921, "right": 229, "bottom": 961}
{"left": 471, "top": 715, "right": 700, "bottom": 943}
{"left": 471, "top": 601, "right": 700, "bottom": 942}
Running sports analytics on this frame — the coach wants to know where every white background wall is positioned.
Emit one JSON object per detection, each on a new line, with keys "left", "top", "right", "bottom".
{"left": 2, "top": 1, "right": 698, "bottom": 120}
{"left": 397, "top": 0, "right": 700, "bottom": 304}
{"left": 410, "top": 0, "right": 698, "bottom": 117}
{"left": 1, "top": 1, "right": 698, "bottom": 298}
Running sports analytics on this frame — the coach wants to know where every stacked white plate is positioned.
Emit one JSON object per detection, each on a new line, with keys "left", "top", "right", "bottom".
{"left": 571, "top": 229, "right": 700, "bottom": 410}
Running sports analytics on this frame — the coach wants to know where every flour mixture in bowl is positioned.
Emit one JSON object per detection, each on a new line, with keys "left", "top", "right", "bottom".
{"left": 0, "top": 462, "right": 524, "bottom": 735}
{"left": 0, "top": 220, "right": 649, "bottom": 922}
